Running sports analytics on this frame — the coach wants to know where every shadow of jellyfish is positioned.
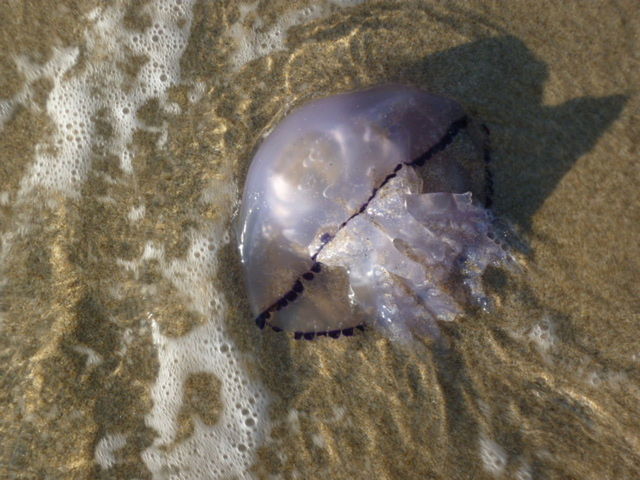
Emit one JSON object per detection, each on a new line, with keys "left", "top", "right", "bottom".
{"left": 405, "top": 35, "right": 628, "bottom": 230}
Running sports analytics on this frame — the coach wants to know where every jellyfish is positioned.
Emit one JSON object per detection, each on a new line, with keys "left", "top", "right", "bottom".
{"left": 236, "top": 85, "right": 513, "bottom": 342}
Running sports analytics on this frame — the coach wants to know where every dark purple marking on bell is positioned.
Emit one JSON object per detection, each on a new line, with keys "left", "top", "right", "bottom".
{"left": 236, "top": 85, "right": 514, "bottom": 342}
{"left": 481, "top": 124, "right": 494, "bottom": 209}
{"left": 285, "top": 290, "right": 298, "bottom": 302}
{"left": 255, "top": 313, "right": 267, "bottom": 330}
{"left": 285, "top": 323, "right": 366, "bottom": 341}
{"left": 408, "top": 116, "right": 469, "bottom": 168}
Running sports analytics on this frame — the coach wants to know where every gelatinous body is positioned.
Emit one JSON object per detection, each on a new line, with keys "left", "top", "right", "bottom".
{"left": 236, "top": 85, "right": 511, "bottom": 342}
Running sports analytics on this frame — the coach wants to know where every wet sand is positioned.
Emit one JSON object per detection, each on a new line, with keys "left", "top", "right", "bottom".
{"left": 1, "top": 1, "right": 638, "bottom": 479}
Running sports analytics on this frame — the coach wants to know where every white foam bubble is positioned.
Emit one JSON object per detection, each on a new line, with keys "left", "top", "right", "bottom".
{"left": 95, "top": 433, "right": 128, "bottom": 470}
{"left": 228, "top": 2, "right": 319, "bottom": 70}
{"left": 143, "top": 318, "right": 268, "bottom": 479}
{"left": 0, "top": 1, "right": 272, "bottom": 477}
{"left": 228, "top": 1, "right": 364, "bottom": 70}
{"left": 127, "top": 205, "right": 146, "bottom": 222}
{"left": 479, "top": 435, "right": 508, "bottom": 476}
{"left": 139, "top": 223, "right": 268, "bottom": 479}
{"left": 329, "top": 0, "right": 367, "bottom": 6}
{"left": 515, "top": 461, "right": 533, "bottom": 480}
{"left": 0, "top": 46, "right": 78, "bottom": 128}
{"left": 188, "top": 81, "right": 206, "bottom": 104}
{"left": 7, "top": 0, "right": 197, "bottom": 197}
{"left": 312, "top": 433, "right": 326, "bottom": 448}
{"left": 71, "top": 344, "right": 103, "bottom": 367}
{"left": 286, "top": 409, "right": 302, "bottom": 434}
{"left": 527, "top": 315, "right": 556, "bottom": 352}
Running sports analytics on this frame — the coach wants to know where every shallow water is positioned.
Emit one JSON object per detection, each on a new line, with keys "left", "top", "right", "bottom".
{"left": 1, "top": 1, "right": 638, "bottom": 479}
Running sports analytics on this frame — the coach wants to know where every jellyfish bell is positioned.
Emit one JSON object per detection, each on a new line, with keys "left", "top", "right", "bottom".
{"left": 236, "top": 85, "right": 512, "bottom": 342}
